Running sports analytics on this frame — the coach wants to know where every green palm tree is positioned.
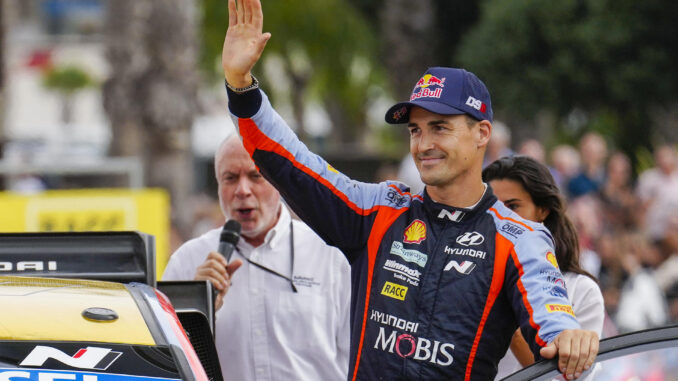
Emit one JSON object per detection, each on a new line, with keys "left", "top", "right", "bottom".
{"left": 42, "top": 65, "right": 95, "bottom": 124}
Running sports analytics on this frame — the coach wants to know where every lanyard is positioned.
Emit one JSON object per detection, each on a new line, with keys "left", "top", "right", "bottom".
{"left": 235, "top": 221, "right": 298, "bottom": 293}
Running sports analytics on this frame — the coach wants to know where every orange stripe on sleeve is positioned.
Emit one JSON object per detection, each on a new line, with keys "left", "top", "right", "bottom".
{"left": 509, "top": 248, "right": 547, "bottom": 347}
{"left": 350, "top": 206, "right": 408, "bottom": 381}
{"left": 239, "top": 118, "right": 381, "bottom": 216}
{"left": 464, "top": 233, "right": 511, "bottom": 381}
{"left": 488, "top": 207, "right": 534, "bottom": 231}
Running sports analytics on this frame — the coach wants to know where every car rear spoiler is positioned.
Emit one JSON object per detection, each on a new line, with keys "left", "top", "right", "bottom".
{"left": 0, "top": 231, "right": 155, "bottom": 285}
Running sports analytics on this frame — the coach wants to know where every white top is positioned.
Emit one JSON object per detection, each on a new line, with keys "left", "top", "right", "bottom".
{"left": 163, "top": 206, "right": 351, "bottom": 381}
{"left": 616, "top": 269, "right": 668, "bottom": 333}
{"left": 495, "top": 272, "right": 605, "bottom": 380}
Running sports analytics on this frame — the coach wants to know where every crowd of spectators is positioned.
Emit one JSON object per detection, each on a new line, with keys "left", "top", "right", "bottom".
{"left": 513, "top": 131, "right": 678, "bottom": 337}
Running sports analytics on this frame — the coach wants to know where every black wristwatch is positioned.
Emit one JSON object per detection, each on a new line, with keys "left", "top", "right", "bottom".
{"left": 225, "top": 75, "right": 259, "bottom": 94}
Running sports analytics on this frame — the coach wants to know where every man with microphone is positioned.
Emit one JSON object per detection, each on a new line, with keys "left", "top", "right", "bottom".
{"left": 163, "top": 135, "right": 351, "bottom": 381}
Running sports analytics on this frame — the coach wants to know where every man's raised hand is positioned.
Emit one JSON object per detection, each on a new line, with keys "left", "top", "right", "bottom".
{"left": 222, "top": 0, "right": 271, "bottom": 88}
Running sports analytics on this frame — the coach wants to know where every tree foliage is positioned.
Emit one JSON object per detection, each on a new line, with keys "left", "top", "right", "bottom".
{"left": 43, "top": 64, "right": 95, "bottom": 124}
{"left": 43, "top": 65, "right": 94, "bottom": 94}
{"left": 201, "top": 0, "right": 384, "bottom": 149}
{"left": 457, "top": 0, "right": 678, "bottom": 160}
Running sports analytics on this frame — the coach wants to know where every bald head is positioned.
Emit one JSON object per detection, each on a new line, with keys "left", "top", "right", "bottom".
{"left": 215, "top": 135, "right": 246, "bottom": 173}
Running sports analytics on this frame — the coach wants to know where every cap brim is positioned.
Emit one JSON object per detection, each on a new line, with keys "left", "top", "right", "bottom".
{"left": 385, "top": 100, "right": 467, "bottom": 124}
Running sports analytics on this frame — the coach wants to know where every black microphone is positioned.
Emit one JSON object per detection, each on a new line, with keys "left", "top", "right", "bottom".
{"left": 219, "top": 219, "right": 241, "bottom": 262}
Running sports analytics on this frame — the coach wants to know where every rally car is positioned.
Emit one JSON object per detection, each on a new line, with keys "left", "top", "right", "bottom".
{"left": 0, "top": 231, "right": 220, "bottom": 381}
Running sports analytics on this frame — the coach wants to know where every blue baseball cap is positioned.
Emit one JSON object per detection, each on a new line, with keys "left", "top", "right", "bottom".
{"left": 385, "top": 67, "right": 493, "bottom": 124}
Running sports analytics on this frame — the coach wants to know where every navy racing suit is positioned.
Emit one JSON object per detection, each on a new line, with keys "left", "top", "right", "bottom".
{"left": 227, "top": 88, "right": 579, "bottom": 381}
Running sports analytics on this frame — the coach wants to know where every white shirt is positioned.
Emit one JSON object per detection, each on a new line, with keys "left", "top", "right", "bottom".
{"left": 616, "top": 269, "right": 668, "bottom": 333}
{"left": 495, "top": 272, "right": 605, "bottom": 380}
{"left": 163, "top": 206, "right": 351, "bottom": 381}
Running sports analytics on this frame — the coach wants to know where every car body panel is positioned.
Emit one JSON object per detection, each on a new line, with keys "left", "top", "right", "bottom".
{"left": 0, "top": 276, "right": 155, "bottom": 345}
{"left": 500, "top": 324, "right": 678, "bottom": 380}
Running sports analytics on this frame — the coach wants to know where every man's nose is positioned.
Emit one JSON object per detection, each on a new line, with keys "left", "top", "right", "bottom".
{"left": 234, "top": 177, "right": 253, "bottom": 196}
{"left": 416, "top": 130, "right": 436, "bottom": 153}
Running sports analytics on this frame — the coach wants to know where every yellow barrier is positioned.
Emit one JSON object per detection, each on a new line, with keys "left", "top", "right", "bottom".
{"left": 0, "top": 189, "right": 170, "bottom": 279}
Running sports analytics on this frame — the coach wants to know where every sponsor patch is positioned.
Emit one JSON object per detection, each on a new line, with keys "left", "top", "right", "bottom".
{"left": 443, "top": 245, "right": 486, "bottom": 259}
{"left": 410, "top": 75, "right": 446, "bottom": 101}
{"left": 465, "top": 96, "right": 487, "bottom": 112}
{"left": 543, "top": 285, "right": 568, "bottom": 298}
{"left": 373, "top": 326, "right": 454, "bottom": 366}
{"left": 545, "top": 274, "right": 566, "bottom": 288}
{"left": 546, "top": 252, "right": 559, "bottom": 269}
{"left": 437, "top": 209, "right": 464, "bottom": 222}
{"left": 392, "top": 106, "right": 408, "bottom": 121}
{"left": 403, "top": 220, "right": 427, "bottom": 244}
{"left": 383, "top": 259, "right": 421, "bottom": 286}
{"left": 546, "top": 304, "right": 575, "bottom": 317}
{"left": 540, "top": 268, "right": 562, "bottom": 277}
{"left": 390, "top": 241, "right": 428, "bottom": 268}
{"left": 385, "top": 188, "right": 408, "bottom": 207}
{"left": 501, "top": 223, "right": 525, "bottom": 237}
{"left": 370, "top": 309, "right": 419, "bottom": 333}
{"left": 455, "top": 232, "right": 484, "bottom": 246}
{"left": 381, "top": 281, "right": 408, "bottom": 301}
{"left": 444, "top": 260, "right": 476, "bottom": 275}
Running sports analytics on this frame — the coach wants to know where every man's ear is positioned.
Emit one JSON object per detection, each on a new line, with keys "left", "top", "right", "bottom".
{"left": 476, "top": 120, "right": 492, "bottom": 148}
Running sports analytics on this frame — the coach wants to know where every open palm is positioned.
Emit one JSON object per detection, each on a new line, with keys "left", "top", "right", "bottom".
{"left": 222, "top": 0, "right": 271, "bottom": 87}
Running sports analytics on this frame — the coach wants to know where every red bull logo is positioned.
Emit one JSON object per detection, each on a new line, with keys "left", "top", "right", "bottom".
{"left": 415, "top": 74, "right": 446, "bottom": 89}
{"left": 411, "top": 74, "right": 445, "bottom": 101}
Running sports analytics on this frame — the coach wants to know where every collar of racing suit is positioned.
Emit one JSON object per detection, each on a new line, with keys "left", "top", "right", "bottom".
{"left": 422, "top": 185, "right": 497, "bottom": 224}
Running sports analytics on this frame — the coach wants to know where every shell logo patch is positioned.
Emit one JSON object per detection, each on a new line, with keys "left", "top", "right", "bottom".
{"left": 546, "top": 252, "right": 559, "bottom": 269}
{"left": 403, "top": 220, "right": 426, "bottom": 244}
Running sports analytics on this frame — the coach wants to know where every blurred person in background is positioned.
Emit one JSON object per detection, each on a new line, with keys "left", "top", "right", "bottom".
{"left": 614, "top": 231, "right": 669, "bottom": 333}
{"left": 517, "top": 138, "right": 546, "bottom": 163}
{"left": 598, "top": 152, "right": 638, "bottom": 230}
{"left": 567, "top": 132, "right": 608, "bottom": 199}
{"left": 482, "top": 120, "right": 514, "bottom": 168}
{"left": 550, "top": 144, "right": 581, "bottom": 192}
{"left": 519, "top": 138, "right": 564, "bottom": 187}
{"left": 652, "top": 215, "right": 678, "bottom": 324}
{"left": 483, "top": 156, "right": 604, "bottom": 380}
{"left": 636, "top": 144, "right": 678, "bottom": 243}
{"left": 163, "top": 135, "right": 351, "bottom": 381}
{"left": 568, "top": 194, "right": 604, "bottom": 278}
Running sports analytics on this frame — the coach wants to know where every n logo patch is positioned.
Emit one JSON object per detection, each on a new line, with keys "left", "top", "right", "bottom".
{"left": 21, "top": 346, "right": 122, "bottom": 370}
{"left": 444, "top": 260, "right": 476, "bottom": 275}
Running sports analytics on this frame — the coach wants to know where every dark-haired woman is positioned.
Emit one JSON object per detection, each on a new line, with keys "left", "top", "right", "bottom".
{"left": 483, "top": 156, "right": 605, "bottom": 379}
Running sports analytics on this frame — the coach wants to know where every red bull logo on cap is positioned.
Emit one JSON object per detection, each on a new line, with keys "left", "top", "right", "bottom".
{"left": 415, "top": 74, "right": 446, "bottom": 89}
{"left": 410, "top": 74, "right": 445, "bottom": 101}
